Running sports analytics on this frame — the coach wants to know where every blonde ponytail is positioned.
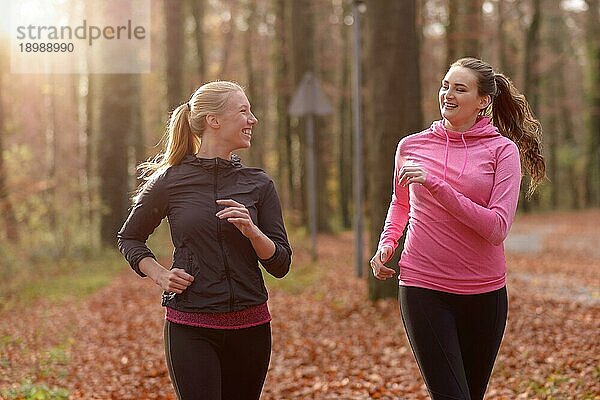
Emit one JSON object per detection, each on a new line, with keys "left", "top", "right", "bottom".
{"left": 133, "top": 81, "right": 245, "bottom": 198}
{"left": 136, "top": 103, "right": 199, "bottom": 183}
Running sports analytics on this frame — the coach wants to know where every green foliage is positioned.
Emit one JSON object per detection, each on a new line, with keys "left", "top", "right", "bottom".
{"left": 262, "top": 232, "right": 324, "bottom": 294}
{"left": 0, "top": 144, "right": 137, "bottom": 308}
{"left": 0, "top": 250, "right": 125, "bottom": 310}
{"left": 263, "top": 260, "right": 323, "bottom": 294}
{"left": 0, "top": 381, "right": 69, "bottom": 400}
{"left": 3, "top": 144, "right": 103, "bottom": 262}
{"left": 525, "top": 373, "right": 570, "bottom": 398}
{"left": 39, "top": 342, "right": 71, "bottom": 379}
{"left": 263, "top": 231, "right": 326, "bottom": 294}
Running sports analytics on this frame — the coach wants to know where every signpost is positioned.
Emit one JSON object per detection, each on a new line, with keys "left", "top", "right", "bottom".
{"left": 289, "top": 72, "right": 333, "bottom": 261}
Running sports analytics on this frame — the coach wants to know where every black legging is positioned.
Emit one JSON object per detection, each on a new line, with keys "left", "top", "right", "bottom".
{"left": 399, "top": 286, "right": 508, "bottom": 400}
{"left": 163, "top": 321, "right": 271, "bottom": 400}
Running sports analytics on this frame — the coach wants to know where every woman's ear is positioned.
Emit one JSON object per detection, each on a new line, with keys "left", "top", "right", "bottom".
{"left": 479, "top": 95, "right": 492, "bottom": 110}
{"left": 206, "top": 114, "right": 220, "bottom": 129}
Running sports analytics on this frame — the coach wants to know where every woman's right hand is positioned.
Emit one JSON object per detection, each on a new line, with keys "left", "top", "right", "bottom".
{"left": 155, "top": 267, "right": 194, "bottom": 293}
{"left": 369, "top": 246, "right": 396, "bottom": 280}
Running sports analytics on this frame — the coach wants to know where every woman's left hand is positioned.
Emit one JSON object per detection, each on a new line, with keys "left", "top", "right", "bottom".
{"left": 216, "top": 199, "right": 259, "bottom": 239}
{"left": 398, "top": 163, "right": 428, "bottom": 186}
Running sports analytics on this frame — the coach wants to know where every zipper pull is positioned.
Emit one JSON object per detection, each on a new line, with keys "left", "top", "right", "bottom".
{"left": 161, "top": 291, "right": 176, "bottom": 306}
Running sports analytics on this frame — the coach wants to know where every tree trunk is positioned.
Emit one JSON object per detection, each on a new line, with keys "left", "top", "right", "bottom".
{"left": 131, "top": 77, "right": 144, "bottom": 187}
{"left": 0, "top": 69, "right": 19, "bottom": 242}
{"left": 446, "top": 0, "right": 483, "bottom": 65}
{"left": 289, "top": 0, "right": 315, "bottom": 224}
{"left": 496, "top": 0, "right": 515, "bottom": 77}
{"left": 584, "top": 0, "right": 600, "bottom": 207}
{"left": 272, "top": 0, "right": 293, "bottom": 207}
{"left": 85, "top": 72, "right": 95, "bottom": 227}
{"left": 314, "top": 6, "right": 335, "bottom": 233}
{"left": 338, "top": 1, "right": 352, "bottom": 230}
{"left": 190, "top": 0, "right": 206, "bottom": 81}
{"left": 45, "top": 75, "right": 58, "bottom": 230}
{"left": 165, "top": 0, "right": 185, "bottom": 111}
{"left": 366, "top": 0, "right": 423, "bottom": 300}
{"left": 217, "top": 1, "right": 237, "bottom": 79}
{"left": 547, "top": 0, "right": 578, "bottom": 208}
{"left": 97, "top": 2, "right": 138, "bottom": 246}
{"left": 244, "top": 0, "right": 265, "bottom": 168}
{"left": 84, "top": 0, "right": 96, "bottom": 228}
{"left": 521, "top": 0, "right": 543, "bottom": 211}
{"left": 98, "top": 73, "right": 138, "bottom": 246}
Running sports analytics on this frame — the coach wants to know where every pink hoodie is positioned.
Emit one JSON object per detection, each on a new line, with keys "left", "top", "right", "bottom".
{"left": 379, "top": 116, "right": 521, "bottom": 294}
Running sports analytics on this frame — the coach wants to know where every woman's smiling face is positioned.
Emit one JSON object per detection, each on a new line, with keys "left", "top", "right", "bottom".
{"left": 218, "top": 90, "right": 258, "bottom": 151}
{"left": 439, "top": 66, "right": 490, "bottom": 132}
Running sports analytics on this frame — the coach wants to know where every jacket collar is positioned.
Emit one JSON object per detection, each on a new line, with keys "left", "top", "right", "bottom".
{"left": 181, "top": 154, "right": 243, "bottom": 170}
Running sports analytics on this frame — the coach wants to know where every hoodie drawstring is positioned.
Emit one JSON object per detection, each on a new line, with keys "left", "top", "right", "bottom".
{"left": 441, "top": 126, "right": 468, "bottom": 181}
{"left": 458, "top": 134, "right": 468, "bottom": 180}
{"left": 443, "top": 130, "right": 450, "bottom": 181}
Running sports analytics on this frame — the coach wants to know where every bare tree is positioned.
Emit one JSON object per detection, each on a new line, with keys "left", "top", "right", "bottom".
{"left": 243, "top": 0, "right": 266, "bottom": 167}
{"left": 98, "top": 2, "right": 140, "bottom": 246}
{"left": 584, "top": 0, "right": 600, "bottom": 206}
{"left": 272, "top": 0, "right": 293, "bottom": 207}
{"left": 366, "top": 0, "right": 423, "bottom": 299}
{"left": 217, "top": 0, "right": 237, "bottom": 78}
{"left": 446, "top": 0, "right": 484, "bottom": 65}
{"left": 190, "top": 0, "right": 207, "bottom": 81}
{"left": 520, "top": 0, "right": 542, "bottom": 211}
{"left": 338, "top": 0, "right": 353, "bottom": 229}
{"left": 0, "top": 59, "right": 19, "bottom": 242}
{"left": 289, "top": 0, "right": 315, "bottom": 222}
{"left": 165, "top": 0, "right": 185, "bottom": 111}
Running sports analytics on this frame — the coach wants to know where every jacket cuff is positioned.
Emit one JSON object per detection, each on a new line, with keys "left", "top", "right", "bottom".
{"left": 131, "top": 251, "right": 156, "bottom": 277}
{"left": 259, "top": 242, "right": 291, "bottom": 278}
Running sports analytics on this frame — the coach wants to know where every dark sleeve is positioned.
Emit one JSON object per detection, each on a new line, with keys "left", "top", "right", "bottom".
{"left": 257, "top": 179, "right": 292, "bottom": 278}
{"left": 116, "top": 172, "right": 168, "bottom": 277}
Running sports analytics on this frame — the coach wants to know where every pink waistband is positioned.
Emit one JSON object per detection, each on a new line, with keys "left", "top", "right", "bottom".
{"left": 165, "top": 302, "right": 271, "bottom": 330}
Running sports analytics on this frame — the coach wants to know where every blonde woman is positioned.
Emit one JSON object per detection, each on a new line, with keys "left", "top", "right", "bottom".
{"left": 118, "top": 81, "right": 292, "bottom": 399}
{"left": 370, "top": 58, "right": 545, "bottom": 400}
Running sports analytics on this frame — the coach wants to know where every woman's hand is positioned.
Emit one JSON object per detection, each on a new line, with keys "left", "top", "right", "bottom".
{"left": 216, "top": 199, "right": 259, "bottom": 239}
{"left": 398, "top": 162, "right": 428, "bottom": 186}
{"left": 139, "top": 257, "right": 194, "bottom": 293}
{"left": 370, "top": 245, "right": 396, "bottom": 280}
{"left": 156, "top": 267, "right": 194, "bottom": 293}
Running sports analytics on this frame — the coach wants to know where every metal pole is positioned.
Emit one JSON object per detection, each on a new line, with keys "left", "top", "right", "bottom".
{"left": 352, "top": 0, "right": 364, "bottom": 277}
{"left": 306, "top": 113, "right": 318, "bottom": 261}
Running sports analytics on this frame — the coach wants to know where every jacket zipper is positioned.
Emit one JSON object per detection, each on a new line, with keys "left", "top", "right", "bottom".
{"left": 215, "top": 159, "right": 235, "bottom": 312}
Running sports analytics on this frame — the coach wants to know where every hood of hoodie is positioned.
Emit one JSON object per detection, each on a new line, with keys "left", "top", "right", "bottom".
{"left": 429, "top": 116, "right": 501, "bottom": 181}
{"left": 430, "top": 116, "right": 500, "bottom": 141}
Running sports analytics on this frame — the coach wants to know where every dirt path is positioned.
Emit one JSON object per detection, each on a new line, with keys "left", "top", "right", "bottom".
{"left": 1, "top": 211, "right": 599, "bottom": 399}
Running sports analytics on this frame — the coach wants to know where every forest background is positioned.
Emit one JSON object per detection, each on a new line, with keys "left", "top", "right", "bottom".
{"left": 0, "top": 0, "right": 598, "bottom": 398}
{"left": 1, "top": 0, "right": 598, "bottom": 296}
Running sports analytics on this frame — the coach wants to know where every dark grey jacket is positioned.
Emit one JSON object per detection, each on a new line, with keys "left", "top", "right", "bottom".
{"left": 117, "top": 155, "right": 292, "bottom": 313}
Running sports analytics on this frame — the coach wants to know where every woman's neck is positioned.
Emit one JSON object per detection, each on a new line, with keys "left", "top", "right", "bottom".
{"left": 443, "top": 116, "right": 478, "bottom": 133}
{"left": 196, "top": 141, "right": 231, "bottom": 160}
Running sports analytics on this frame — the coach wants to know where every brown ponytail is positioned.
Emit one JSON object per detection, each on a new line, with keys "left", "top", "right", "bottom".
{"left": 451, "top": 57, "right": 546, "bottom": 197}
{"left": 492, "top": 73, "right": 546, "bottom": 197}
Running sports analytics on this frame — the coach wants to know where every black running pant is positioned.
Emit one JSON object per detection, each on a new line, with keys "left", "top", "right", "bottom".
{"left": 164, "top": 321, "right": 271, "bottom": 400}
{"left": 399, "top": 286, "right": 508, "bottom": 400}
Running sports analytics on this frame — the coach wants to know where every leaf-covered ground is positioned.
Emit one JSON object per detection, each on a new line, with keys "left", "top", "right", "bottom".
{"left": 1, "top": 211, "right": 599, "bottom": 399}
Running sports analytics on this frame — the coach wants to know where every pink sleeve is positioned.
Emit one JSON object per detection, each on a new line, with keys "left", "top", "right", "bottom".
{"left": 378, "top": 143, "right": 410, "bottom": 251}
{"left": 423, "top": 142, "right": 521, "bottom": 246}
